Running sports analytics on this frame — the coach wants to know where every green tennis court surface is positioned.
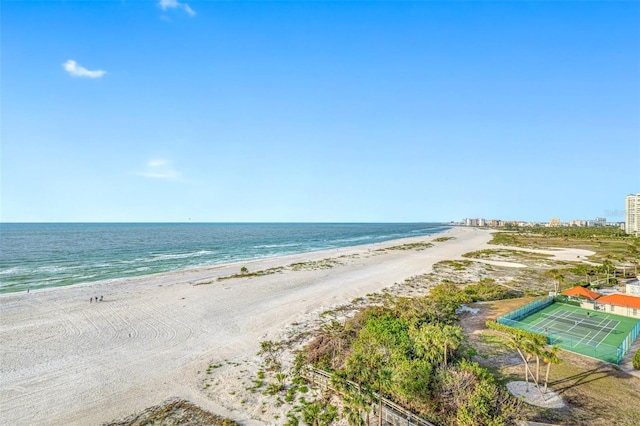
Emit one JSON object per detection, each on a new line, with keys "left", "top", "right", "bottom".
{"left": 507, "top": 302, "right": 639, "bottom": 364}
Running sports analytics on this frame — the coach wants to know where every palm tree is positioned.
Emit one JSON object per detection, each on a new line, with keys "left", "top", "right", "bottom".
{"left": 342, "top": 391, "right": 367, "bottom": 426}
{"left": 411, "top": 324, "right": 442, "bottom": 365}
{"left": 359, "top": 332, "right": 394, "bottom": 426}
{"left": 628, "top": 243, "right": 640, "bottom": 275}
{"left": 528, "top": 342, "right": 545, "bottom": 387}
{"left": 345, "top": 348, "right": 378, "bottom": 426}
{"left": 543, "top": 346, "right": 561, "bottom": 394}
{"left": 331, "top": 370, "right": 368, "bottom": 426}
{"left": 551, "top": 269, "right": 564, "bottom": 294}
{"left": 602, "top": 258, "right": 615, "bottom": 285}
{"left": 302, "top": 400, "right": 337, "bottom": 426}
{"left": 508, "top": 333, "right": 544, "bottom": 396}
{"left": 507, "top": 334, "right": 531, "bottom": 387}
{"left": 522, "top": 340, "right": 537, "bottom": 391}
{"left": 440, "top": 325, "right": 465, "bottom": 367}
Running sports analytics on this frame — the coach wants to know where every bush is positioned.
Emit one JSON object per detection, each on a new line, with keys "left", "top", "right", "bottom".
{"left": 633, "top": 348, "right": 640, "bottom": 370}
{"left": 464, "top": 278, "right": 512, "bottom": 301}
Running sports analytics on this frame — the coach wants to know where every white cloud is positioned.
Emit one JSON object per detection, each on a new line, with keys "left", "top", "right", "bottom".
{"left": 158, "top": 0, "right": 196, "bottom": 17}
{"left": 63, "top": 60, "right": 106, "bottom": 78}
{"left": 137, "top": 159, "right": 183, "bottom": 181}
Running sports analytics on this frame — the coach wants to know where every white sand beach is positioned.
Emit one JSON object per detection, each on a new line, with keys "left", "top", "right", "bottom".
{"left": 1, "top": 227, "right": 496, "bottom": 425}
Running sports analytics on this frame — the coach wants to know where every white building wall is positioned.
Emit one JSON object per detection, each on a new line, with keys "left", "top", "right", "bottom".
{"left": 625, "top": 281, "right": 640, "bottom": 296}
{"left": 580, "top": 300, "right": 640, "bottom": 319}
{"left": 626, "top": 193, "right": 640, "bottom": 236}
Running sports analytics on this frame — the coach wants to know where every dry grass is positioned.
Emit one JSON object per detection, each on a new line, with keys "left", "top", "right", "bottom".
{"left": 489, "top": 231, "right": 638, "bottom": 264}
{"left": 103, "top": 398, "right": 239, "bottom": 426}
{"left": 462, "top": 249, "right": 555, "bottom": 266}
{"left": 375, "top": 242, "right": 434, "bottom": 251}
{"left": 195, "top": 257, "right": 350, "bottom": 284}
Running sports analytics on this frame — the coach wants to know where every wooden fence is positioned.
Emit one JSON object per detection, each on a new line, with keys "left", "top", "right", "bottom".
{"left": 301, "top": 367, "right": 436, "bottom": 426}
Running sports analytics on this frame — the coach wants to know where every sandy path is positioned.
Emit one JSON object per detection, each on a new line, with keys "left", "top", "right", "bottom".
{"left": 1, "top": 226, "right": 493, "bottom": 425}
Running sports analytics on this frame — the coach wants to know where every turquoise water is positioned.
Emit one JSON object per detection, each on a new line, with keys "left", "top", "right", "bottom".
{"left": 0, "top": 223, "right": 449, "bottom": 293}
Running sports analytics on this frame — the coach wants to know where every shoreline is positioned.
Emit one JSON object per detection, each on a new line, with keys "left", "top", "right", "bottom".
{"left": 0, "top": 225, "right": 452, "bottom": 296}
{"left": 0, "top": 226, "right": 493, "bottom": 425}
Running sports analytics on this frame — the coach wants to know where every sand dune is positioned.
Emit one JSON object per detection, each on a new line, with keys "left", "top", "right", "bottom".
{"left": 0, "top": 226, "right": 494, "bottom": 425}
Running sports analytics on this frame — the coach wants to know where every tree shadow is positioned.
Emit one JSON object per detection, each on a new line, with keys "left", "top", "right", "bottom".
{"left": 549, "top": 366, "right": 611, "bottom": 393}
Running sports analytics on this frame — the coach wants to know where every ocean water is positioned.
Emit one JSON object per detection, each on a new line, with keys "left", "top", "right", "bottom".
{"left": 0, "top": 223, "right": 449, "bottom": 294}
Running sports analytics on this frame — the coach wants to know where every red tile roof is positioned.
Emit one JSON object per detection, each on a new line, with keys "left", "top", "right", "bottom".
{"left": 561, "top": 286, "right": 600, "bottom": 300}
{"left": 597, "top": 294, "right": 640, "bottom": 309}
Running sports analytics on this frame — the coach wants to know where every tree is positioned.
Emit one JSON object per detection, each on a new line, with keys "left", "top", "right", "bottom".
{"left": 507, "top": 333, "right": 543, "bottom": 395}
{"left": 347, "top": 315, "right": 403, "bottom": 426}
{"left": 548, "top": 269, "right": 565, "bottom": 294}
{"left": 342, "top": 390, "right": 367, "bottom": 426}
{"left": 344, "top": 351, "right": 376, "bottom": 425}
{"left": 411, "top": 324, "right": 445, "bottom": 365}
{"left": 542, "top": 346, "right": 561, "bottom": 394}
{"left": 433, "top": 360, "right": 524, "bottom": 426}
{"left": 375, "top": 367, "right": 393, "bottom": 426}
{"left": 347, "top": 341, "right": 392, "bottom": 426}
{"left": 391, "top": 358, "right": 433, "bottom": 412}
{"left": 601, "top": 258, "right": 615, "bottom": 285}
{"left": 440, "top": 325, "right": 465, "bottom": 367}
{"left": 331, "top": 371, "right": 369, "bottom": 426}
{"left": 302, "top": 400, "right": 337, "bottom": 426}
{"left": 628, "top": 243, "right": 640, "bottom": 275}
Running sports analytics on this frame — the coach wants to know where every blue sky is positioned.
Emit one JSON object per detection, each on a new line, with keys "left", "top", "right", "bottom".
{"left": 2, "top": 1, "right": 639, "bottom": 223}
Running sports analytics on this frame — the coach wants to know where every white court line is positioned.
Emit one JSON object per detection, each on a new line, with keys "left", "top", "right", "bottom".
{"left": 549, "top": 313, "right": 599, "bottom": 346}
{"left": 530, "top": 317, "right": 555, "bottom": 332}
{"left": 530, "top": 310, "right": 619, "bottom": 349}
{"left": 574, "top": 324, "right": 598, "bottom": 347}
{"left": 595, "top": 316, "right": 610, "bottom": 327}
{"left": 541, "top": 309, "right": 622, "bottom": 353}
{"left": 563, "top": 319, "right": 583, "bottom": 335}
{"left": 583, "top": 326, "right": 614, "bottom": 347}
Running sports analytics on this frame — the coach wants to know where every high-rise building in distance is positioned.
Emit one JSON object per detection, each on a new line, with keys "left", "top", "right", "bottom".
{"left": 626, "top": 193, "right": 640, "bottom": 236}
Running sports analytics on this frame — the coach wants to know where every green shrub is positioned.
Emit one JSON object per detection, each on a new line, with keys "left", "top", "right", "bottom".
{"left": 633, "top": 348, "right": 640, "bottom": 370}
{"left": 464, "top": 278, "right": 512, "bottom": 301}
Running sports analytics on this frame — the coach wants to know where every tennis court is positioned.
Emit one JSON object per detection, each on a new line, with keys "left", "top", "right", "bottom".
{"left": 531, "top": 310, "right": 619, "bottom": 348}
{"left": 500, "top": 301, "right": 640, "bottom": 364}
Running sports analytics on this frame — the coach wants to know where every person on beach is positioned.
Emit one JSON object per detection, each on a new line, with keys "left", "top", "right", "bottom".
{"left": 100, "top": 296, "right": 103, "bottom": 301}
{"left": 90, "top": 297, "right": 93, "bottom": 303}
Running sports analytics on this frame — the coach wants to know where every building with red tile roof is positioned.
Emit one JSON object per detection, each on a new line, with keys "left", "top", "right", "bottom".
{"left": 561, "top": 286, "right": 600, "bottom": 300}
{"left": 595, "top": 294, "right": 640, "bottom": 319}
{"left": 597, "top": 294, "right": 640, "bottom": 309}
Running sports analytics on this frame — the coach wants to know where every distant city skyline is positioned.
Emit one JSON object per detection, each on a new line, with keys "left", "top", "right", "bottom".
{"left": 460, "top": 215, "right": 625, "bottom": 227}
{"left": 2, "top": 1, "right": 639, "bottom": 222}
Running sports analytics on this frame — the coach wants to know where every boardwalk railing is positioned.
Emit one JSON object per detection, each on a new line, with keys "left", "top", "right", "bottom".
{"left": 301, "top": 367, "right": 436, "bottom": 426}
